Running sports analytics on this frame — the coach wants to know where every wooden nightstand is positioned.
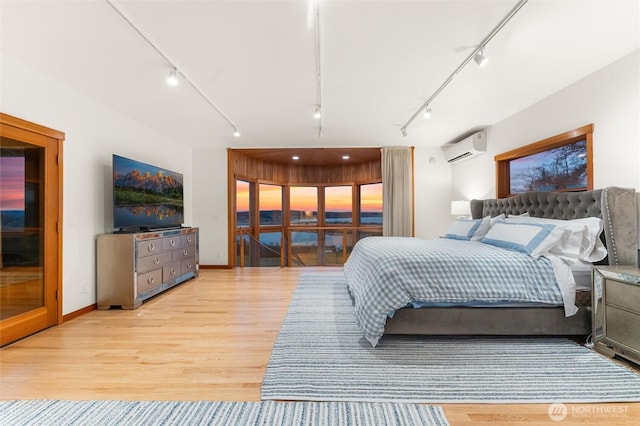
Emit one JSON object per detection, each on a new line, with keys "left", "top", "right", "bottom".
{"left": 592, "top": 266, "right": 640, "bottom": 365}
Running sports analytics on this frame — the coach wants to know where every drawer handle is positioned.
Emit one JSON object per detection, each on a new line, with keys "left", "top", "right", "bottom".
{"left": 148, "top": 242, "right": 155, "bottom": 251}
{"left": 170, "top": 239, "right": 176, "bottom": 246}
{"left": 147, "top": 276, "right": 155, "bottom": 285}
{"left": 183, "top": 249, "right": 188, "bottom": 256}
{"left": 186, "top": 237, "right": 192, "bottom": 243}
{"left": 170, "top": 268, "right": 176, "bottom": 276}
{"left": 187, "top": 262, "right": 192, "bottom": 268}
{"left": 153, "top": 257, "right": 160, "bottom": 265}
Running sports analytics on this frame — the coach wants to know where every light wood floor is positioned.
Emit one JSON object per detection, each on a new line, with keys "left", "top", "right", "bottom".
{"left": 1, "top": 268, "right": 638, "bottom": 425}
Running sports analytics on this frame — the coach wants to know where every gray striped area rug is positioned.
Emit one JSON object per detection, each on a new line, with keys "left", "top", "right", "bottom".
{"left": 261, "top": 272, "right": 640, "bottom": 403}
{"left": 0, "top": 400, "right": 448, "bottom": 426}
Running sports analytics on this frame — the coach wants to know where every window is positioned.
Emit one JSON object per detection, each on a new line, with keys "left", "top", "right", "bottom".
{"left": 234, "top": 181, "right": 382, "bottom": 267}
{"left": 495, "top": 124, "right": 593, "bottom": 198}
{"left": 359, "top": 183, "right": 382, "bottom": 225}
{"left": 259, "top": 183, "right": 282, "bottom": 226}
{"left": 324, "top": 186, "right": 352, "bottom": 225}
{"left": 290, "top": 186, "right": 318, "bottom": 225}
{"left": 236, "top": 180, "right": 250, "bottom": 227}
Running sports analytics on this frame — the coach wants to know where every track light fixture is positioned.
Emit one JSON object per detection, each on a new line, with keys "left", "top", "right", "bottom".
{"left": 105, "top": 0, "right": 241, "bottom": 139}
{"left": 167, "top": 68, "right": 179, "bottom": 86}
{"left": 423, "top": 107, "right": 432, "bottom": 119}
{"left": 312, "top": 0, "right": 323, "bottom": 137}
{"left": 399, "top": 0, "right": 528, "bottom": 137}
{"left": 474, "top": 50, "right": 488, "bottom": 68}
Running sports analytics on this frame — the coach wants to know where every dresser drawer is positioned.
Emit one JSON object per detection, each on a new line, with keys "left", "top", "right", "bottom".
{"left": 162, "top": 235, "right": 182, "bottom": 251}
{"left": 606, "top": 279, "right": 640, "bottom": 312}
{"left": 137, "top": 251, "right": 172, "bottom": 274}
{"left": 605, "top": 306, "right": 640, "bottom": 352}
{"left": 182, "top": 257, "right": 196, "bottom": 274}
{"left": 136, "top": 238, "right": 162, "bottom": 258}
{"left": 137, "top": 268, "right": 162, "bottom": 294}
{"left": 182, "top": 233, "right": 196, "bottom": 247}
{"left": 163, "top": 262, "right": 181, "bottom": 281}
{"left": 172, "top": 245, "right": 195, "bottom": 262}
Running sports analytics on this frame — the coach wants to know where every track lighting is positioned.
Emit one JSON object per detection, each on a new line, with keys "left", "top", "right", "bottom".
{"left": 313, "top": 106, "right": 322, "bottom": 119}
{"left": 167, "top": 68, "right": 179, "bottom": 86}
{"left": 474, "top": 49, "right": 488, "bottom": 68}
{"left": 399, "top": 0, "right": 528, "bottom": 137}
{"left": 423, "top": 107, "right": 432, "bottom": 119}
{"left": 105, "top": 0, "right": 241, "bottom": 140}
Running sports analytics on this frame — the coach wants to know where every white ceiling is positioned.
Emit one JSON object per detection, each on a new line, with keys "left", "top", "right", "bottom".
{"left": 1, "top": 0, "right": 638, "bottom": 150}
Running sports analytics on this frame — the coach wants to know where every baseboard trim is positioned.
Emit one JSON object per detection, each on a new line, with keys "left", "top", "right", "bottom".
{"left": 200, "top": 264, "right": 232, "bottom": 269}
{"left": 62, "top": 304, "right": 96, "bottom": 323}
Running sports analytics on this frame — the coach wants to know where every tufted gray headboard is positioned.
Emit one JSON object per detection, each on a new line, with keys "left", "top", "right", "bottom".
{"left": 470, "top": 187, "right": 638, "bottom": 266}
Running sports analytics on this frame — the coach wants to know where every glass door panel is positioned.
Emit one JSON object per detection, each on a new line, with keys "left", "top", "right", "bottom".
{"left": 1, "top": 114, "right": 61, "bottom": 347}
{"left": 0, "top": 145, "right": 44, "bottom": 319}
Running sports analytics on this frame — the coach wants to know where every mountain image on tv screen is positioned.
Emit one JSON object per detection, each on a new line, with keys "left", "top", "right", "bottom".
{"left": 113, "top": 155, "right": 184, "bottom": 229}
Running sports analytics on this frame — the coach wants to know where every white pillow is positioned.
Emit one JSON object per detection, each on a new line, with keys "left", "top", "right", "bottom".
{"left": 444, "top": 216, "right": 491, "bottom": 241}
{"left": 481, "top": 222, "right": 565, "bottom": 258}
{"left": 490, "top": 213, "right": 506, "bottom": 226}
{"left": 504, "top": 216, "right": 606, "bottom": 263}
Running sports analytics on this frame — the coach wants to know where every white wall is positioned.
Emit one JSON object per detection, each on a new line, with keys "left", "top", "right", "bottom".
{"left": 413, "top": 147, "right": 453, "bottom": 239}
{"left": 1, "top": 53, "right": 193, "bottom": 315}
{"left": 192, "top": 148, "right": 228, "bottom": 265}
{"left": 450, "top": 49, "right": 640, "bottom": 240}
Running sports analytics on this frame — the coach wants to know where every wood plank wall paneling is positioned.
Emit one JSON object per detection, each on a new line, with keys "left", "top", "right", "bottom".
{"left": 230, "top": 150, "right": 382, "bottom": 184}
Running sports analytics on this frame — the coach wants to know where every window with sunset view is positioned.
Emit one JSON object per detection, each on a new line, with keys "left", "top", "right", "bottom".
{"left": 359, "top": 182, "right": 382, "bottom": 225}
{"left": 259, "top": 183, "right": 282, "bottom": 226}
{"left": 324, "top": 186, "right": 352, "bottom": 225}
{"left": 290, "top": 186, "right": 318, "bottom": 225}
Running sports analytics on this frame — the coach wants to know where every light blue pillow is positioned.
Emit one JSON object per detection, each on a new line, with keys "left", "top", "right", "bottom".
{"left": 481, "top": 222, "right": 565, "bottom": 258}
{"left": 444, "top": 216, "right": 491, "bottom": 241}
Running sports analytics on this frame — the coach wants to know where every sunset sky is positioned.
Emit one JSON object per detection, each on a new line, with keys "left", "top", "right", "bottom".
{"left": 236, "top": 181, "right": 382, "bottom": 213}
{"left": 0, "top": 157, "right": 25, "bottom": 211}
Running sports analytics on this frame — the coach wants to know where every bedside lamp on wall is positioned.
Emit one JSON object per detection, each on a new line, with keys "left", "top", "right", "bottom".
{"left": 451, "top": 200, "right": 471, "bottom": 219}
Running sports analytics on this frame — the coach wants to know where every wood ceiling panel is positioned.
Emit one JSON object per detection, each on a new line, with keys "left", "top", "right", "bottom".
{"left": 234, "top": 148, "right": 380, "bottom": 167}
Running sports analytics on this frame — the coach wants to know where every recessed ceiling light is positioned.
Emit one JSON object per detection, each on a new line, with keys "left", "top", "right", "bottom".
{"left": 342, "top": 155, "right": 350, "bottom": 160}
{"left": 292, "top": 155, "right": 300, "bottom": 160}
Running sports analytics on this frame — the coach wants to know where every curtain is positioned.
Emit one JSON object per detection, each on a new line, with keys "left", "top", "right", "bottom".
{"left": 381, "top": 146, "right": 413, "bottom": 237}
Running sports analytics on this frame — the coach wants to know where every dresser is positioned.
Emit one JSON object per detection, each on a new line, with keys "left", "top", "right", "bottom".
{"left": 97, "top": 227, "right": 199, "bottom": 310}
{"left": 592, "top": 265, "right": 640, "bottom": 365}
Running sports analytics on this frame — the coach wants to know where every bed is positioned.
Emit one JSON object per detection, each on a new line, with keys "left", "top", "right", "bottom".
{"left": 343, "top": 186, "right": 638, "bottom": 346}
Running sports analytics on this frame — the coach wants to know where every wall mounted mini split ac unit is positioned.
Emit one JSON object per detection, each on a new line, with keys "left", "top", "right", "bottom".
{"left": 442, "top": 131, "right": 487, "bottom": 163}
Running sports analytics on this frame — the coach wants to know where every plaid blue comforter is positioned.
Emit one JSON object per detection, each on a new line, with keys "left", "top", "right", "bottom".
{"left": 343, "top": 237, "right": 565, "bottom": 346}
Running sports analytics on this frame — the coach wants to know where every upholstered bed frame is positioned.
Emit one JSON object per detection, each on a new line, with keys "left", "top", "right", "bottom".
{"left": 384, "top": 186, "right": 638, "bottom": 336}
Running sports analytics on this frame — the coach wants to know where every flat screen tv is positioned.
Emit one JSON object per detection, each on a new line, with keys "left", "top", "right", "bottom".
{"left": 112, "top": 154, "right": 184, "bottom": 231}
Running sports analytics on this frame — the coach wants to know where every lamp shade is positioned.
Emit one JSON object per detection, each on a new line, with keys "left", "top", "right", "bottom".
{"left": 451, "top": 200, "right": 471, "bottom": 216}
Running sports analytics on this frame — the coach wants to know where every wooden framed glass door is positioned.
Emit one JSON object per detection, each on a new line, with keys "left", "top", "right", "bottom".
{"left": 0, "top": 113, "right": 63, "bottom": 347}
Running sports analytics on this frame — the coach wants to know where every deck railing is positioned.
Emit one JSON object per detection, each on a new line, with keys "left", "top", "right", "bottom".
{"left": 237, "top": 225, "right": 382, "bottom": 267}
